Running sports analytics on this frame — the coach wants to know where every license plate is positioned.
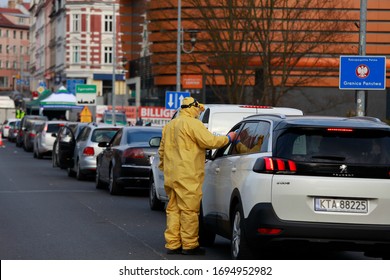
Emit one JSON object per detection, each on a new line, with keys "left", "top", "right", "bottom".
{"left": 314, "top": 197, "right": 368, "bottom": 213}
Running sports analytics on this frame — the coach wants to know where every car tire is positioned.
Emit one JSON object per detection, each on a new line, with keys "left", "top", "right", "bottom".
{"left": 199, "top": 204, "right": 216, "bottom": 247}
{"left": 76, "top": 160, "right": 85, "bottom": 181}
{"left": 95, "top": 165, "right": 106, "bottom": 189}
{"left": 231, "top": 204, "right": 253, "bottom": 260}
{"left": 149, "top": 176, "right": 164, "bottom": 211}
{"left": 52, "top": 143, "right": 57, "bottom": 167}
{"left": 108, "top": 166, "right": 121, "bottom": 195}
{"left": 33, "top": 149, "right": 37, "bottom": 158}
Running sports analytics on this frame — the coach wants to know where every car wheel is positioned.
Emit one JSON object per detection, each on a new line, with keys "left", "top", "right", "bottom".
{"left": 76, "top": 160, "right": 85, "bottom": 180}
{"left": 95, "top": 165, "right": 105, "bottom": 189}
{"left": 52, "top": 143, "right": 57, "bottom": 167}
{"left": 149, "top": 176, "right": 164, "bottom": 211}
{"left": 33, "top": 149, "right": 37, "bottom": 158}
{"left": 108, "top": 166, "right": 121, "bottom": 195}
{"left": 231, "top": 204, "right": 253, "bottom": 260}
{"left": 199, "top": 203, "right": 216, "bottom": 247}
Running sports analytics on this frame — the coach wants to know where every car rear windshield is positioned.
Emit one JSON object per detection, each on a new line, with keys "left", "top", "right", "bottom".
{"left": 47, "top": 123, "right": 64, "bottom": 133}
{"left": 91, "top": 128, "right": 119, "bottom": 143}
{"left": 276, "top": 127, "right": 390, "bottom": 165}
{"left": 126, "top": 130, "right": 162, "bottom": 144}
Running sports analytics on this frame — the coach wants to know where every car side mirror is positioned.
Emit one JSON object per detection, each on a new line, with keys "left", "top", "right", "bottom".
{"left": 98, "top": 142, "right": 109, "bottom": 148}
{"left": 51, "top": 133, "right": 57, "bottom": 138}
{"left": 149, "top": 136, "right": 161, "bottom": 147}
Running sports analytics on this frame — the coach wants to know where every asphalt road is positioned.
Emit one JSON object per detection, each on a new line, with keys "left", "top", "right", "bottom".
{"left": 0, "top": 139, "right": 381, "bottom": 260}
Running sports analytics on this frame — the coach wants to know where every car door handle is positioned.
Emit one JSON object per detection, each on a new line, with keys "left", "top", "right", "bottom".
{"left": 231, "top": 167, "right": 237, "bottom": 172}
{"left": 215, "top": 167, "right": 220, "bottom": 174}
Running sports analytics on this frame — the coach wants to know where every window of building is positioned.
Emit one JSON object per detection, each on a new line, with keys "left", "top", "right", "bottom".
{"left": 6, "top": 29, "right": 9, "bottom": 37}
{"left": 13, "top": 45, "right": 16, "bottom": 54}
{"left": 0, "top": 60, "right": 2, "bottom": 68}
{"left": 0, "top": 29, "right": 2, "bottom": 37}
{"left": 6, "top": 61, "right": 9, "bottom": 69}
{"left": 20, "top": 46, "right": 23, "bottom": 55}
{"left": 20, "top": 31, "right": 23, "bottom": 40}
{"left": 6, "top": 45, "right": 9, "bottom": 54}
{"left": 104, "top": 46, "right": 113, "bottom": 64}
{"left": 27, "top": 32, "right": 29, "bottom": 40}
{"left": 72, "top": 14, "right": 80, "bottom": 32}
{"left": 0, "top": 45, "right": 2, "bottom": 53}
{"left": 0, "top": 76, "right": 8, "bottom": 87}
{"left": 72, "top": 45, "right": 80, "bottom": 63}
{"left": 19, "top": 17, "right": 24, "bottom": 24}
{"left": 104, "top": 15, "right": 113, "bottom": 32}
{"left": 13, "top": 61, "right": 17, "bottom": 69}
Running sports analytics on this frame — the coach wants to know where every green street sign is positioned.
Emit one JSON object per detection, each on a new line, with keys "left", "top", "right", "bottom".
{"left": 76, "top": 84, "right": 97, "bottom": 93}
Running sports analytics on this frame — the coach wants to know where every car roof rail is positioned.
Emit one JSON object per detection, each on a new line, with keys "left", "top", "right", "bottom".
{"left": 350, "top": 116, "right": 383, "bottom": 123}
{"left": 244, "top": 113, "right": 287, "bottom": 119}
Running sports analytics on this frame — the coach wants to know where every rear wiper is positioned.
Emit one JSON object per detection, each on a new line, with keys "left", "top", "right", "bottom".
{"left": 311, "top": 155, "right": 346, "bottom": 161}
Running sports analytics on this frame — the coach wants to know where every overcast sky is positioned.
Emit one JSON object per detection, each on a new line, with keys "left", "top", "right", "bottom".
{"left": 0, "top": 0, "right": 9, "bottom": 8}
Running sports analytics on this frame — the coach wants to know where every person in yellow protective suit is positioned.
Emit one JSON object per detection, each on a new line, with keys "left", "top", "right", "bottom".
{"left": 158, "top": 97, "right": 237, "bottom": 255}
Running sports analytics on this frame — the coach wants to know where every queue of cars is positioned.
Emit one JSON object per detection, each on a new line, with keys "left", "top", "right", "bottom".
{"left": 6, "top": 107, "right": 390, "bottom": 260}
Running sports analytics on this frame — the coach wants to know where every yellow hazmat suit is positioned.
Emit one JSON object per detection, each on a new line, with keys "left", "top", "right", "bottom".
{"left": 158, "top": 97, "right": 230, "bottom": 251}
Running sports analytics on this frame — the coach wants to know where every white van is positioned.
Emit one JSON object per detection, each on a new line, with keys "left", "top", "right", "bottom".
{"left": 148, "top": 105, "right": 303, "bottom": 210}
{"left": 0, "top": 96, "right": 16, "bottom": 127}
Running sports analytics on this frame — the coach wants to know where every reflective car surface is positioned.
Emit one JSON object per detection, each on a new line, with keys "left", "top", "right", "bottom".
{"left": 95, "top": 126, "right": 162, "bottom": 195}
{"left": 7, "top": 119, "right": 20, "bottom": 142}
{"left": 1, "top": 118, "right": 20, "bottom": 138}
{"left": 57, "top": 122, "right": 121, "bottom": 180}
{"left": 33, "top": 120, "right": 67, "bottom": 158}
{"left": 19, "top": 115, "right": 48, "bottom": 151}
{"left": 199, "top": 115, "right": 390, "bottom": 259}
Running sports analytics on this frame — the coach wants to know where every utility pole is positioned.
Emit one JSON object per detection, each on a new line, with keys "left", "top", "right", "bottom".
{"left": 356, "top": 0, "right": 367, "bottom": 116}
{"left": 112, "top": 1, "right": 116, "bottom": 125}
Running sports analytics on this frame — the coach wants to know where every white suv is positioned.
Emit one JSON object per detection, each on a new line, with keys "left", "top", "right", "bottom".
{"left": 148, "top": 105, "right": 303, "bottom": 210}
{"left": 200, "top": 114, "right": 390, "bottom": 259}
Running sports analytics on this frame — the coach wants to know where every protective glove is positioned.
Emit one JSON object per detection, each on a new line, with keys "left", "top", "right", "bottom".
{"left": 227, "top": 131, "right": 237, "bottom": 143}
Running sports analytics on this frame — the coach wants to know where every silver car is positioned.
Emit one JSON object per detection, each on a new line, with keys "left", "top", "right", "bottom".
{"left": 33, "top": 120, "right": 67, "bottom": 158}
{"left": 66, "top": 123, "right": 122, "bottom": 180}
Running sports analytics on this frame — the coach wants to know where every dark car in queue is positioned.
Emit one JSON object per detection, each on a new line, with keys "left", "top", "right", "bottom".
{"left": 95, "top": 126, "right": 162, "bottom": 195}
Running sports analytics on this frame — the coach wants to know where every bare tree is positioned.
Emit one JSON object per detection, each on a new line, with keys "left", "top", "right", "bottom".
{"left": 148, "top": 0, "right": 354, "bottom": 105}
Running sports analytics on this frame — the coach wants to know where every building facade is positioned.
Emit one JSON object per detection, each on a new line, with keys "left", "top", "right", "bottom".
{"left": 29, "top": 0, "right": 127, "bottom": 106}
{"left": 0, "top": 0, "right": 30, "bottom": 94}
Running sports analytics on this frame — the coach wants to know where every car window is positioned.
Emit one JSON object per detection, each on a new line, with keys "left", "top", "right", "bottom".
{"left": 78, "top": 127, "right": 90, "bottom": 141}
{"left": 231, "top": 122, "right": 262, "bottom": 155}
{"left": 276, "top": 128, "right": 390, "bottom": 164}
{"left": 91, "top": 128, "right": 119, "bottom": 143}
{"left": 47, "top": 123, "right": 64, "bottom": 133}
{"left": 111, "top": 130, "right": 122, "bottom": 146}
{"left": 126, "top": 130, "right": 162, "bottom": 144}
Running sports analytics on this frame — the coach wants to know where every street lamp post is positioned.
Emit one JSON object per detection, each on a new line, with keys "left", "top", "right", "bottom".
{"left": 176, "top": 0, "right": 198, "bottom": 92}
{"left": 356, "top": 0, "right": 367, "bottom": 116}
{"left": 112, "top": 1, "right": 116, "bottom": 125}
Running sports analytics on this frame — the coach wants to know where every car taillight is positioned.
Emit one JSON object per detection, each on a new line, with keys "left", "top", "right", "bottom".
{"left": 123, "top": 148, "right": 145, "bottom": 159}
{"left": 257, "top": 228, "right": 282, "bottom": 235}
{"left": 253, "top": 157, "right": 297, "bottom": 174}
{"left": 239, "top": 105, "right": 273, "bottom": 109}
{"left": 83, "top": 147, "right": 95, "bottom": 156}
{"left": 327, "top": 128, "right": 353, "bottom": 132}
{"left": 29, "top": 132, "right": 36, "bottom": 137}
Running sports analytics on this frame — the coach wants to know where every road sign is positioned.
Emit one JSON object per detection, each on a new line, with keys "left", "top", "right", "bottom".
{"left": 165, "top": 91, "right": 191, "bottom": 110}
{"left": 76, "top": 84, "right": 97, "bottom": 106}
{"left": 339, "top": 56, "right": 386, "bottom": 90}
{"left": 66, "top": 79, "right": 84, "bottom": 94}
